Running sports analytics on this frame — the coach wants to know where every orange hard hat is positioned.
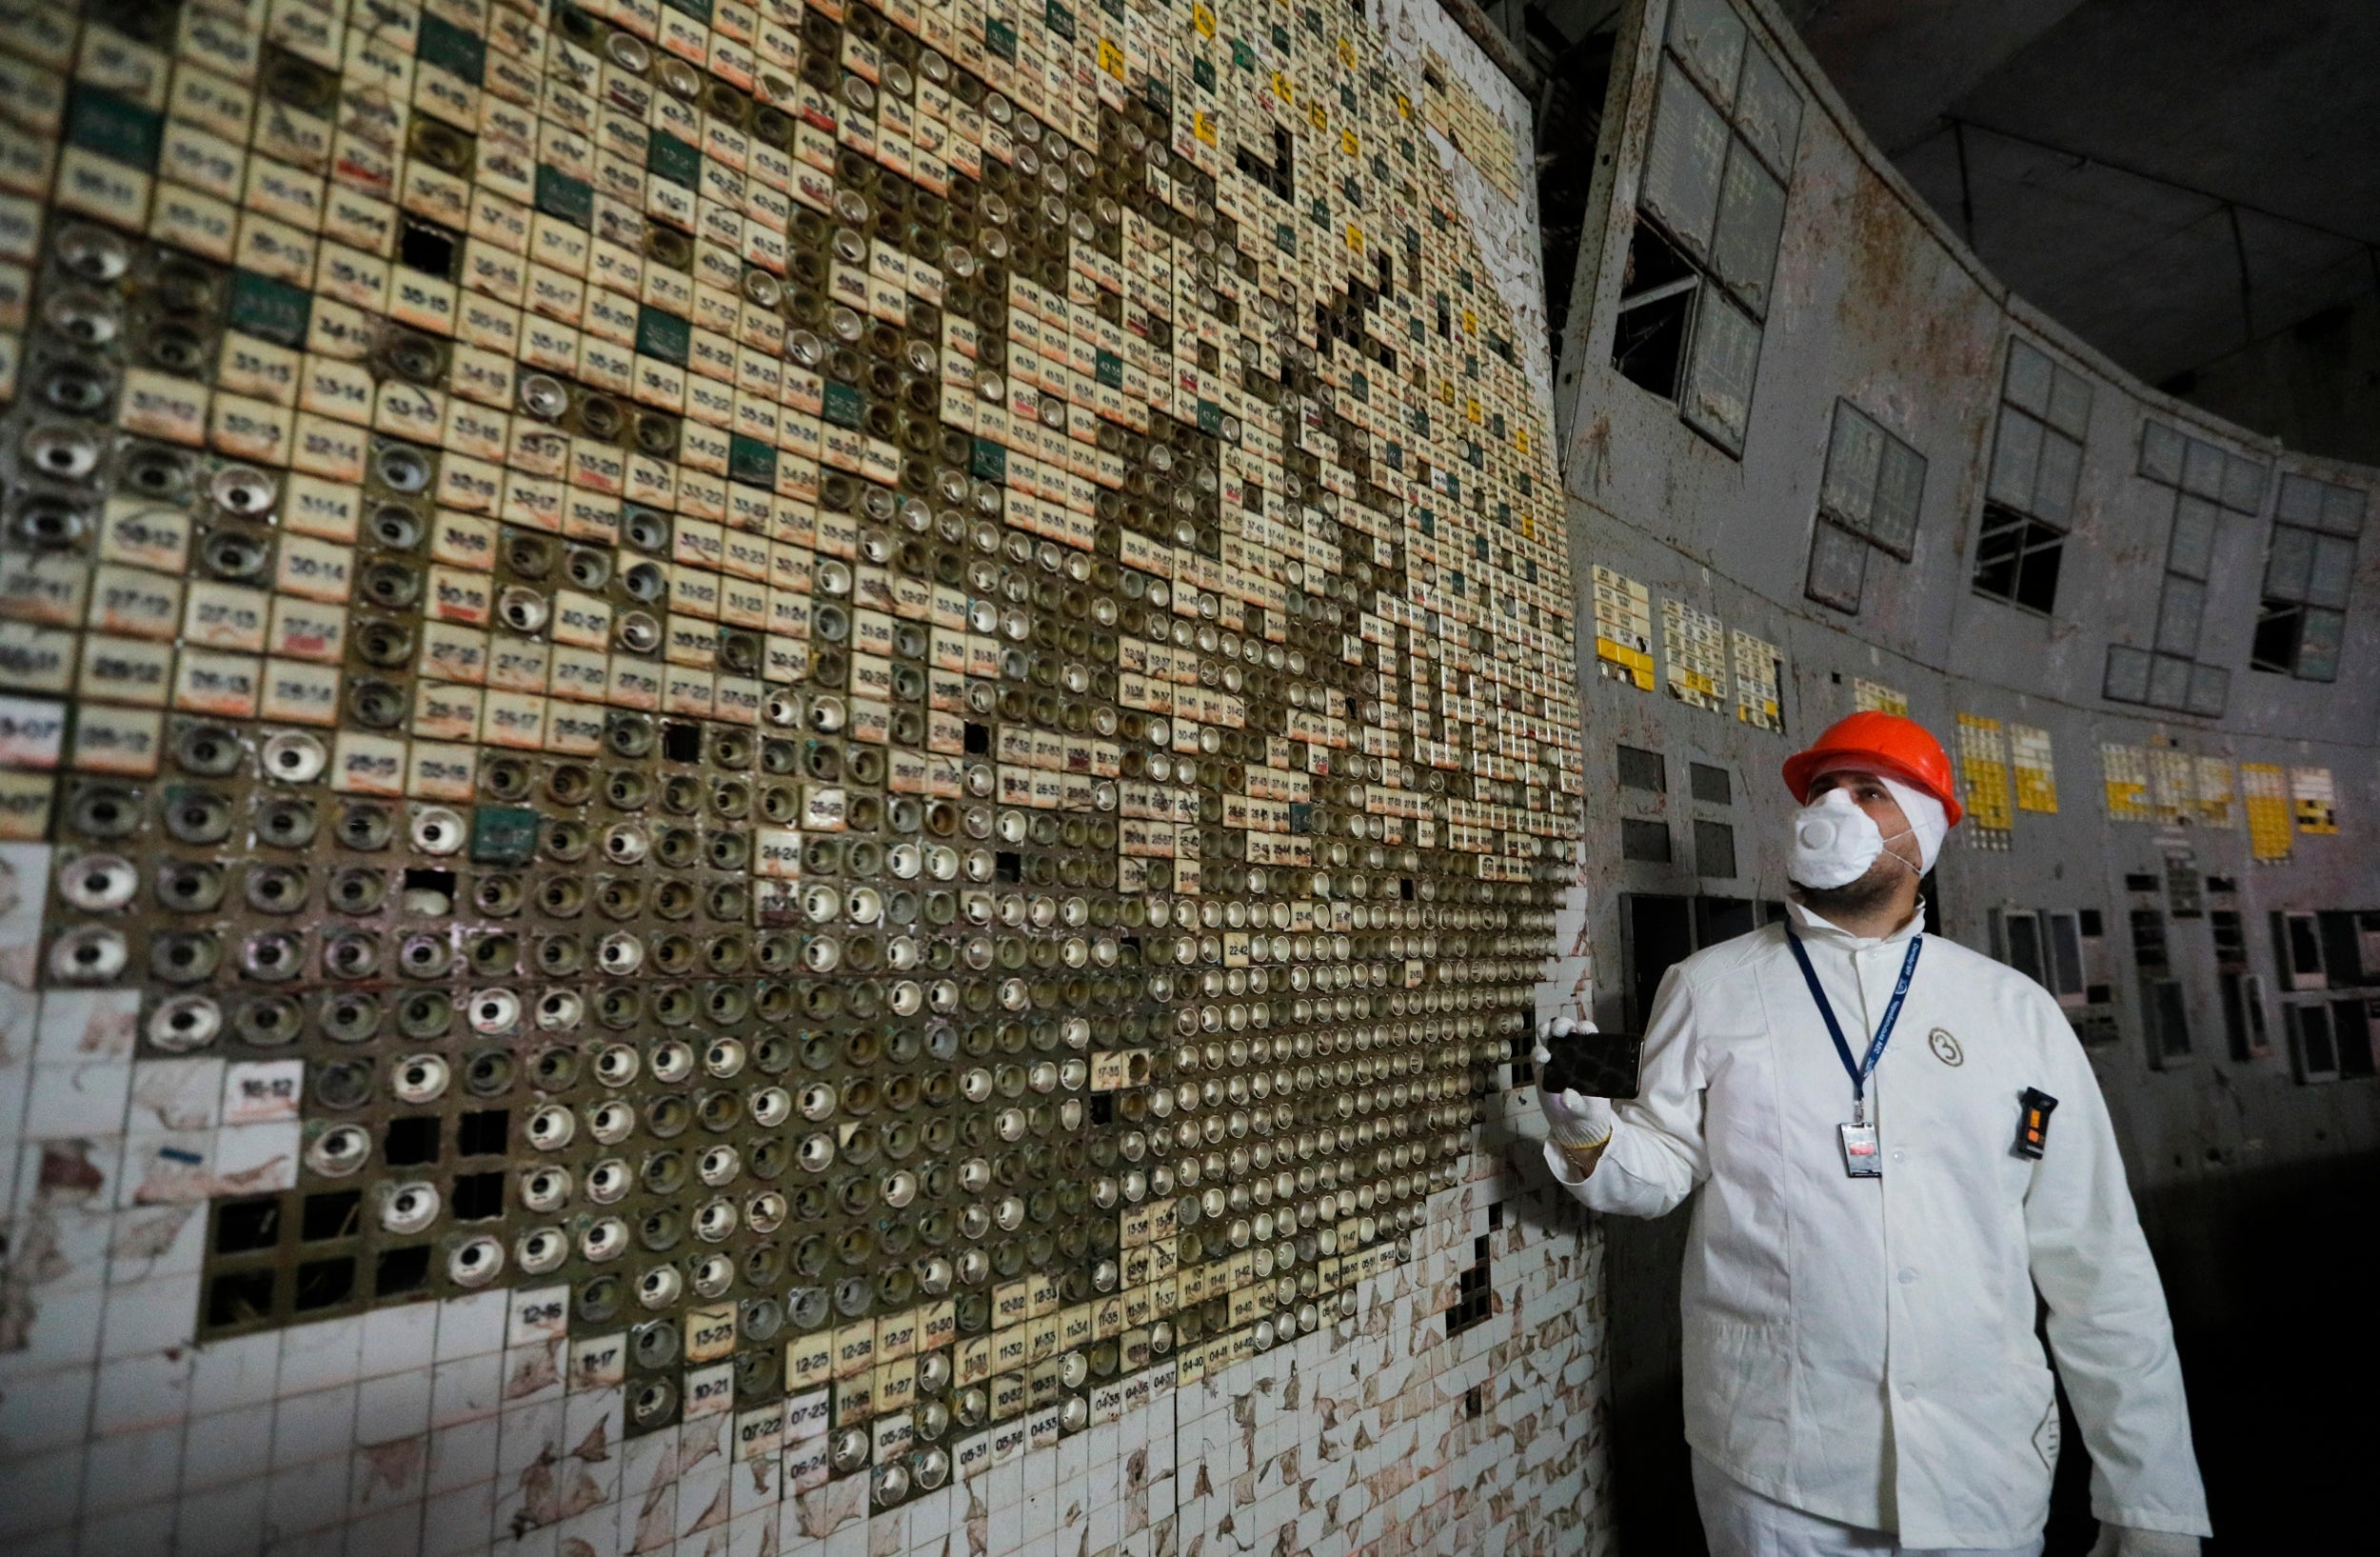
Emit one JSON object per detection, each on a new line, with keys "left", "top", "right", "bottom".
{"left": 1782, "top": 711, "right": 1964, "bottom": 828}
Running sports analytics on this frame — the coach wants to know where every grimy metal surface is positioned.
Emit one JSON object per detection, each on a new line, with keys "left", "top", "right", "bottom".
{"left": 0, "top": 0, "right": 1580, "bottom": 1509}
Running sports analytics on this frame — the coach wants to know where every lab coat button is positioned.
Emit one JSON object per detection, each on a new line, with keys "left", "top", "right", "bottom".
{"left": 1891, "top": 1150, "right": 1905, "bottom": 1163}
{"left": 1896, "top": 1268, "right": 1916, "bottom": 1285}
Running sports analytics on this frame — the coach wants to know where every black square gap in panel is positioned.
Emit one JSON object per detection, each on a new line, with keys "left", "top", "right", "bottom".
{"left": 1689, "top": 762, "right": 1732, "bottom": 806}
{"left": 292, "top": 1256, "right": 356, "bottom": 1312}
{"left": 206, "top": 1268, "right": 276, "bottom": 1328}
{"left": 384, "top": 1115, "right": 441, "bottom": 1167}
{"left": 450, "top": 1171, "right": 506, "bottom": 1222}
{"left": 213, "top": 1195, "right": 282, "bottom": 1254}
{"left": 301, "top": 1189, "right": 361, "bottom": 1242}
{"left": 456, "top": 1109, "right": 509, "bottom": 1156}
{"left": 376, "top": 1246, "right": 431, "bottom": 1297}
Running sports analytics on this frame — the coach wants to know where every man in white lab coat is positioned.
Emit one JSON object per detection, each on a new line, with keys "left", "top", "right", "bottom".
{"left": 1538, "top": 713, "right": 2211, "bottom": 1557}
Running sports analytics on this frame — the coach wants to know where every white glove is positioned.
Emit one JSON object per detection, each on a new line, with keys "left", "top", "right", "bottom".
{"left": 2087, "top": 1527, "right": 2201, "bottom": 1557}
{"left": 1533, "top": 1019, "right": 1615, "bottom": 1151}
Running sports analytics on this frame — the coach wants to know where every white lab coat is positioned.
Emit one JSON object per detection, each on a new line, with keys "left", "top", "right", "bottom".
{"left": 1547, "top": 902, "right": 2210, "bottom": 1549}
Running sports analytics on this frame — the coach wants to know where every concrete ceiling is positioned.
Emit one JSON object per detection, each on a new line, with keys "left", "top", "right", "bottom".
{"left": 1783, "top": 0, "right": 2380, "bottom": 391}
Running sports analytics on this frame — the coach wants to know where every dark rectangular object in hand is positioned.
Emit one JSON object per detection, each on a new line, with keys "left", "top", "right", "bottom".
{"left": 1539, "top": 1030, "right": 1643, "bottom": 1100}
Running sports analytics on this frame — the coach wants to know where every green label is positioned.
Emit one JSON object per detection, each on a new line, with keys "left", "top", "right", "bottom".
{"left": 536, "top": 165, "right": 593, "bottom": 228}
{"left": 1094, "top": 350, "right": 1122, "bottom": 389}
{"left": 1196, "top": 400, "right": 1222, "bottom": 436}
{"left": 470, "top": 806, "right": 542, "bottom": 865}
{"left": 647, "top": 130, "right": 701, "bottom": 189}
{"left": 226, "top": 269, "right": 312, "bottom": 348}
{"left": 637, "top": 306, "right": 690, "bottom": 365}
{"left": 823, "top": 381, "right": 865, "bottom": 429}
{"left": 1191, "top": 55, "right": 1215, "bottom": 91}
{"left": 985, "top": 17, "right": 1017, "bottom": 60}
{"left": 1044, "top": 2, "right": 1075, "bottom": 40}
{"left": 970, "top": 438, "right": 1008, "bottom": 483}
{"left": 67, "top": 86, "right": 162, "bottom": 170}
{"left": 730, "top": 435, "right": 778, "bottom": 488}
{"left": 664, "top": 0, "right": 715, "bottom": 20}
{"left": 415, "top": 14, "right": 486, "bottom": 84}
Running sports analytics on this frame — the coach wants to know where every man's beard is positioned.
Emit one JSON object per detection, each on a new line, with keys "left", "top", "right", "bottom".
{"left": 1792, "top": 853, "right": 1911, "bottom": 917}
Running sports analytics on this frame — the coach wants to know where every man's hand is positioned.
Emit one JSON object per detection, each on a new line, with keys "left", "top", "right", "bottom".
{"left": 2087, "top": 1527, "right": 2201, "bottom": 1557}
{"left": 1534, "top": 1020, "right": 1615, "bottom": 1164}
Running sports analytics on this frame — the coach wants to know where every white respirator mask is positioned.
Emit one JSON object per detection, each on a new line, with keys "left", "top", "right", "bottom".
{"left": 1786, "top": 775, "right": 1947, "bottom": 890}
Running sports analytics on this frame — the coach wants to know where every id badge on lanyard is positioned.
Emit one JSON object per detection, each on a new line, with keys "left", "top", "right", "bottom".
{"left": 1786, "top": 931, "right": 1922, "bottom": 1179}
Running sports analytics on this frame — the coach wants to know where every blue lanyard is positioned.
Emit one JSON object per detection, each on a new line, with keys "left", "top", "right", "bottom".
{"left": 1785, "top": 929, "right": 1922, "bottom": 1122}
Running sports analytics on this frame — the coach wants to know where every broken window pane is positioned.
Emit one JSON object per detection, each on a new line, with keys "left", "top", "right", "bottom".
{"left": 1641, "top": 63, "right": 1730, "bottom": 256}
{"left": 1681, "top": 287, "right": 1761, "bottom": 453}
{"left": 2251, "top": 601, "right": 2304, "bottom": 672}
{"left": 1805, "top": 518, "right": 1868, "bottom": 613}
{"left": 1710, "top": 139, "right": 1788, "bottom": 315}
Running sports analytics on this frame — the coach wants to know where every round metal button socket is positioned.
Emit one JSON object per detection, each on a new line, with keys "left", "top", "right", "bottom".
{"left": 526, "top": 1105, "right": 576, "bottom": 1151}
{"left": 831, "top": 1427, "right": 871, "bottom": 1474}
{"left": 379, "top": 1181, "right": 441, "bottom": 1234}
{"left": 581, "top": 1219, "right": 629, "bottom": 1263}
{"left": 589, "top": 1101, "right": 638, "bottom": 1145}
{"left": 638, "top": 1265, "right": 684, "bottom": 1309}
{"left": 60, "top": 853, "right": 138, "bottom": 911}
{"left": 306, "top": 1124, "right": 372, "bottom": 1177}
{"left": 391, "top": 1054, "right": 451, "bottom": 1104}
{"left": 148, "top": 995, "right": 222, "bottom": 1053}
{"left": 587, "top": 1159, "right": 632, "bottom": 1204}
{"left": 517, "top": 1228, "right": 568, "bottom": 1275}
{"left": 448, "top": 1235, "right": 504, "bottom": 1288}
{"left": 259, "top": 730, "right": 327, "bottom": 784}
{"left": 50, "top": 925, "right": 128, "bottom": 983}
{"left": 521, "top": 1166, "right": 573, "bottom": 1212}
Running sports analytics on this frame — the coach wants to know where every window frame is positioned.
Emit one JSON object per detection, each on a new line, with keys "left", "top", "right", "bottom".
{"left": 1618, "top": 0, "right": 1804, "bottom": 459}
{"left": 2250, "top": 471, "right": 2365, "bottom": 683}
{"left": 1972, "top": 337, "right": 2092, "bottom": 615}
